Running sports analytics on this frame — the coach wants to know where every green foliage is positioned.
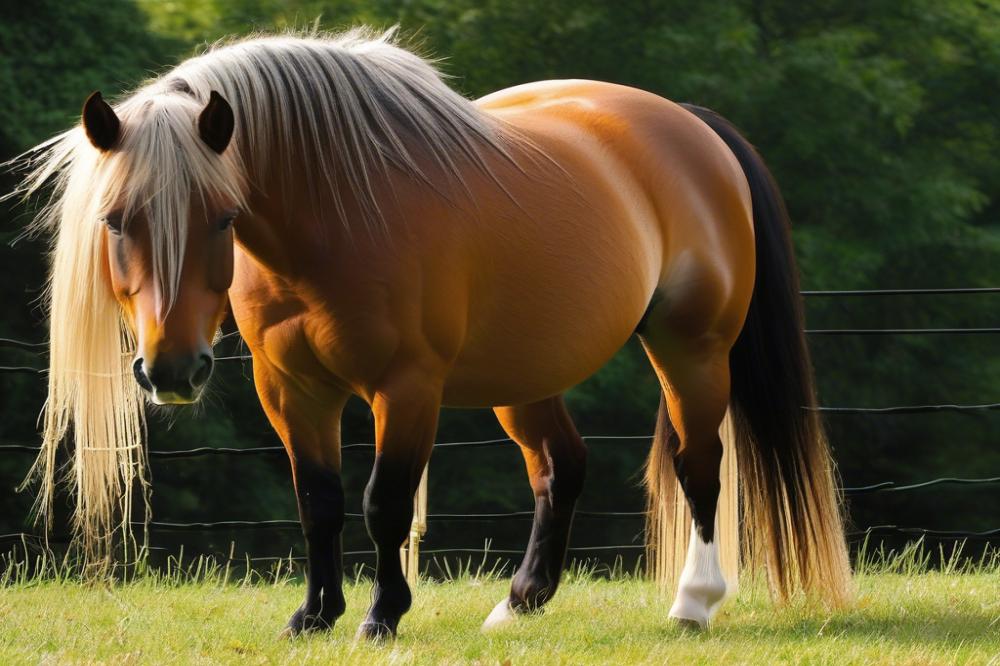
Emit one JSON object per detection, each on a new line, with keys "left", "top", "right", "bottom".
{"left": 1, "top": 0, "right": 998, "bottom": 556}
{"left": 0, "top": 1, "right": 170, "bottom": 155}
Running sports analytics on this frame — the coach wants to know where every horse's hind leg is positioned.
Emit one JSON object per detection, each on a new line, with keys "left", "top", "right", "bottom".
{"left": 482, "top": 396, "right": 587, "bottom": 630}
{"left": 641, "top": 333, "right": 732, "bottom": 629}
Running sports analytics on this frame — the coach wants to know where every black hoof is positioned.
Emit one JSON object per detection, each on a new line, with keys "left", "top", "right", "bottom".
{"left": 509, "top": 600, "right": 547, "bottom": 616}
{"left": 280, "top": 605, "right": 336, "bottom": 639}
{"left": 672, "top": 617, "right": 706, "bottom": 631}
{"left": 356, "top": 618, "right": 397, "bottom": 642}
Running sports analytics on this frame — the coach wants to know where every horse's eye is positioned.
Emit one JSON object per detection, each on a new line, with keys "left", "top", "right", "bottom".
{"left": 216, "top": 211, "right": 238, "bottom": 231}
{"left": 104, "top": 215, "right": 123, "bottom": 235}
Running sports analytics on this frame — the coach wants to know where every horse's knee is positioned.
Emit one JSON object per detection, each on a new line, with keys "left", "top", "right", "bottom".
{"left": 545, "top": 434, "right": 587, "bottom": 505}
{"left": 296, "top": 461, "right": 345, "bottom": 538}
{"left": 363, "top": 456, "right": 414, "bottom": 547}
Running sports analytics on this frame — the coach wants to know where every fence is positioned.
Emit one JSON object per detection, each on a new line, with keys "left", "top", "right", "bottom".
{"left": 1, "top": 286, "right": 998, "bottom": 584}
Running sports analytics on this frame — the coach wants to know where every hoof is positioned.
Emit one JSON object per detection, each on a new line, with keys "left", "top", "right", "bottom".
{"left": 667, "top": 579, "right": 727, "bottom": 630}
{"left": 281, "top": 605, "right": 334, "bottom": 639}
{"left": 482, "top": 598, "right": 517, "bottom": 631}
{"left": 356, "top": 620, "right": 396, "bottom": 642}
{"left": 671, "top": 616, "right": 706, "bottom": 631}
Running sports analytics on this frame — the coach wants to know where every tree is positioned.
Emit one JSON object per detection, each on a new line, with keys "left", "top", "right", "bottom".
{"left": 3, "top": 0, "right": 997, "bottom": 561}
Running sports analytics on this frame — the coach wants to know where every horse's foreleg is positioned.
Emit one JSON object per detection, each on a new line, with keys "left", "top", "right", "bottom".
{"left": 357, "top": 376, "right": 440, "bottom": 641}
{"left": 483, "top": 396, "right": 587, "bottom": 630}
{"left": 253, "top": 362, "right": 349, "bottom": 638}
{"left": 286, "top": 459, "right": 346, "bottom": 635}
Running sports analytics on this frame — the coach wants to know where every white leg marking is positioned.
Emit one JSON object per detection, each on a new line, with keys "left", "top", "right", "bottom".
{"left": 668, "top": 524, "right": 729, "bottom": 629}
{"left": 481, "top": 597, "right": 517, "bottom": 631}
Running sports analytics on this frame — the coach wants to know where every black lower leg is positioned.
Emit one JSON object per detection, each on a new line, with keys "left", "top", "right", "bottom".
{"left": 671, "top": 433, "right": 722, "bottom": 542}
{"left": 358, "top": 454, "right": 418, "bottom": 639}
{"left": 510, "top": 438, "right": 585, "bottom": 612}
{"left": 286, "top": 460, "right": 345, "bottom": 634}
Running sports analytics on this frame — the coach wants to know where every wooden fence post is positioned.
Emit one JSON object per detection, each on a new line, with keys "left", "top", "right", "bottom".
{"left": 400, "top": 464, "right": 428, "bottom": 585}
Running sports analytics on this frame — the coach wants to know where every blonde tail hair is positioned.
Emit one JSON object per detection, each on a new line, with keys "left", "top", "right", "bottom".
{"left": 646, "top": 405, "right": 741, "bottom": 590}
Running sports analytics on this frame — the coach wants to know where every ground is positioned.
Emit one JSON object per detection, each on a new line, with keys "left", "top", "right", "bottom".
{"left": 0, "top": 555, "right": 997, "bottom": 665}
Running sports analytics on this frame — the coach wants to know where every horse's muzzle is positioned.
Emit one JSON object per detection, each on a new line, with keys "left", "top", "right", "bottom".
{"left": 134, "top": 353, "right": 213, "bottom": 404}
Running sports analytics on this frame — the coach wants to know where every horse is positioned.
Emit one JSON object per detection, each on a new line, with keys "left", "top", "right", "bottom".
{"left": 11, "top": 28, "right": 851, "bottom": 639}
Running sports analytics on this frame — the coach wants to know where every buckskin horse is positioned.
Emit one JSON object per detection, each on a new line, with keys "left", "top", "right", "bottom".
{"left": 11, "top": 28, "right": 850, "bottom": 639}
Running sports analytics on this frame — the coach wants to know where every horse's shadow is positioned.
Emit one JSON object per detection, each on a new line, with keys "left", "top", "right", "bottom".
{"left": 662, "top": 607, "right": 995, "bottom": 647}
{"left": 451, "top": 599, "right": 996, "bottom": 649}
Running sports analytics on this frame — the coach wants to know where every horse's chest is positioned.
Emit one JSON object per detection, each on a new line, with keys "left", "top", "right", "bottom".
{"left": 230, "top": 267, "right": 397, "bottom": 395}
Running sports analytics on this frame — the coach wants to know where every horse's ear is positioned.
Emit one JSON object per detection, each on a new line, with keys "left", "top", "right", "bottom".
{"left": 198, "top": 90, "right": 234, "bottom": 154}
{"left": 82, "top": 91, "right": 120, "bottom": 151}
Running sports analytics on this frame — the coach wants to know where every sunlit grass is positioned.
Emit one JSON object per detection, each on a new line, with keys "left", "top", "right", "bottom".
{"left": 0, "top": 543, "right": 997, "bottom": 665}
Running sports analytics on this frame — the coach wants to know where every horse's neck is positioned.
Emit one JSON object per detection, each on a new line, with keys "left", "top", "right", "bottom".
{"left": 235, "top": 195, "right": 346, "bottom": 280}
{"left": 235, "top": 135, "right": 359, "bottom": 272}
{"left": 232, "top": 123, "right": 523, "bottom": 283}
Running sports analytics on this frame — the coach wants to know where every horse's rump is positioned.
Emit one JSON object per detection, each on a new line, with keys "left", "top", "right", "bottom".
{"left": 430, "top": 81, "right": 755, "bottom": 406}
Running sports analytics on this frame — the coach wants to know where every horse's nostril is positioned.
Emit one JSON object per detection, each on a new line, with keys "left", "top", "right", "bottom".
{"left": 191, "top": 354, "right": 213, "bottom": 388}
{"left": 133, "top": 358, "right": 153, "bottom": 392}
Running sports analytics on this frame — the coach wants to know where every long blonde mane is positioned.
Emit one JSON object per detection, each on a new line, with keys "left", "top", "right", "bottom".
{"left": 5, "top": 27, "right": 516, "bottom": 565}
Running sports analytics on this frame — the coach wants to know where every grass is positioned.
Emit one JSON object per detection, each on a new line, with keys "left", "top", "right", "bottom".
{"left": 0, "top": 544, "right": 998, "bottom": 665}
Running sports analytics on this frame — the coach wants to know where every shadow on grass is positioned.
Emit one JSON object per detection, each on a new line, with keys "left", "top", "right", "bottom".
{"left": 708, "top": 608, "right": 995, "bottom": 647}
{"left": 409, "top": 588, "right": 998, "bottom": 652}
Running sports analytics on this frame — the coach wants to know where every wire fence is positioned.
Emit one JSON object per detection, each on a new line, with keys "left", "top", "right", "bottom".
{"left": 1, "top": 286, "right": 998, "bottom": 563}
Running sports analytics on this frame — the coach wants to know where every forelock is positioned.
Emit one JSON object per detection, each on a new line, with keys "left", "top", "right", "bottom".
{"left": 97, "top": 92, "right": 246, "bottom": 317}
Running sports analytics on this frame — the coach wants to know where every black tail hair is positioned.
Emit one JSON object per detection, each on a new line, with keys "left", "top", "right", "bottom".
{"left": 679, "top": 103, "right": 851, "bottom": 604}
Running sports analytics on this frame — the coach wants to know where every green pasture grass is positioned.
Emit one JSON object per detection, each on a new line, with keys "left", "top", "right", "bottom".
{"left": 0, "top": 542, "right": 997, "bottom": 665}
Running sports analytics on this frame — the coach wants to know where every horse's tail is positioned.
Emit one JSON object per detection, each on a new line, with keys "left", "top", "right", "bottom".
{"left": 11, "top": 131, "right": 149, "bottom": 570}
{"left": 648, "top": 103, "right": 852, "bottom": 605}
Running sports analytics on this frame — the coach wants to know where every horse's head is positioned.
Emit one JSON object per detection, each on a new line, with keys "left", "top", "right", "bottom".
{"left": 82, "top": 89, "right": 244, "bottom": 404}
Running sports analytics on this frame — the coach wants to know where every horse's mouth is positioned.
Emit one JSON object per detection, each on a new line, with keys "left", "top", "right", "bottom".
{"left": 150, "top": 389, "right": 201, "bottom": 405}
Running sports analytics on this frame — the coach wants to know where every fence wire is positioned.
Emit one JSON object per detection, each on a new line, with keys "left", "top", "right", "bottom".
{"left": 2, "top": 285, "right": 999, "bottom": 557}
{"left": 801, "top": 287, "right": 1000, "bottom": 297}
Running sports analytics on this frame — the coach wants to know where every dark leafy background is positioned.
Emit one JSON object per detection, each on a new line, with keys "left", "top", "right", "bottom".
{"left": 1, "top": 0, "right": 997, "bottom": 572}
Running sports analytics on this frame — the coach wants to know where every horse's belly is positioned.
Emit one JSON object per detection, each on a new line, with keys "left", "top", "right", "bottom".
{"left": 443, "top": 230, "right": 655, "bottom": 407}
{"left": 442, "top": 322, "right": 636, "bottom": 407}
